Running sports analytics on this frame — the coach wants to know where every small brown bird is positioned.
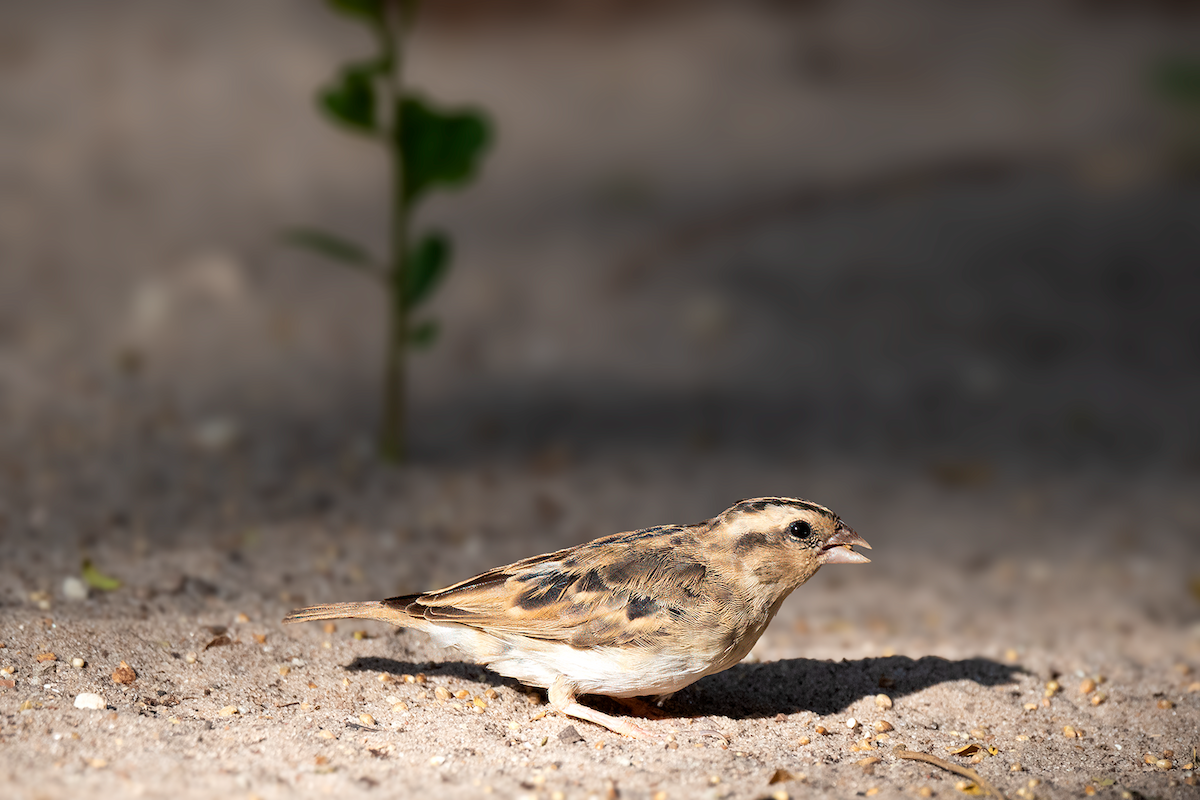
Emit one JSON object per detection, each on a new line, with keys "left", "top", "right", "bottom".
{"left": 283, "top": 497, "right": 870, "bottom": 738}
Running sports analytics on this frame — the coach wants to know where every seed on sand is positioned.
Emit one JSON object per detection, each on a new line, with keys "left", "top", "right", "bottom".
{"left": 359, "top": 713, "right": 376, "bottom": 726}
{"left": 1079, "top": 678, "right": 1095, "bottom": 695}
{"left": 875, "top": 694, "right": 893, "bottom": 709}
{"left": 454, "top": 689, "right": 470, "bottom": 700}
{"left": 796, "top": 736, "right": 811, "bottom": 746}
{"left": 814, "top": 726, "right": 829, "bottom": 736}
{"left": 36, "top": 652, "right": 57, "bottom": 662}
{"left": 1157, "top": 699, "right": 1174, "bottom": 709}
{"left": 218, "top": 706, "right": 238, "bottom": 717}
{"left": 1090, "top": 693, "right": 1106, "bottom": 706}
{"left": 434, "top": 686, "right": 452, "bottom": 701}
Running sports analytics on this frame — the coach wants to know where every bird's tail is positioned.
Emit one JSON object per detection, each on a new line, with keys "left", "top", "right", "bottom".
{"left": 282, "top": 601, "right": 407, "bottom": 626}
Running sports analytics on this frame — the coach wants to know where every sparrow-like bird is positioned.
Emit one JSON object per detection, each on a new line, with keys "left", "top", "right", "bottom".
{"left": 283, "top": 497, "right": 870, "bottom": 738}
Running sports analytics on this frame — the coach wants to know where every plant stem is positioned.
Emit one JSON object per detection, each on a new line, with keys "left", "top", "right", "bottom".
{"left": 379, "top": 0, "right": 412, "bottom": 462}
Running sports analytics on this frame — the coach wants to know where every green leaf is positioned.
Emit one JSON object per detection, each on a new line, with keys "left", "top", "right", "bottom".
{"left": 319, "top": 64, "right": 379, "bottom": 133}
{"left": 326, "top": 0, "right": 386, "bottom": 27}
{"left": 402, "top": 231, "right": 452, "bottom": 310}
{"left": 81, "top": 559, "right": 121, "bottom": 591}
{"left": 282, "top": 227, "right": 379, "bottom": 273}
{"left": 396, "top": 95, "right": 492, "bottom": 201}
{"left": 409, "top": 319, "right": 439, "bottom": 348}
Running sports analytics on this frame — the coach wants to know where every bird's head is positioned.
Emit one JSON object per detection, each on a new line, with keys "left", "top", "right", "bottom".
{"left": 710, "top": 497, "right": 871, "bottom": 590}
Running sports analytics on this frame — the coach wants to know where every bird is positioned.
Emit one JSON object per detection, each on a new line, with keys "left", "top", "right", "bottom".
{"left": 282, "top": 496, "right": 870, "bottom": 738}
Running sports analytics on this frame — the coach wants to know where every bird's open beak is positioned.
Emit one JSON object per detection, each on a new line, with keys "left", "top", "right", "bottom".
{"left": 820, "top": 522, "right": 872, "bottom": 564}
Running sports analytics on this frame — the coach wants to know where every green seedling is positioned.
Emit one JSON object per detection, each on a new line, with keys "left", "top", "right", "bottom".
{"left": 287, "top": 0, "right": 492, "bottom": 462}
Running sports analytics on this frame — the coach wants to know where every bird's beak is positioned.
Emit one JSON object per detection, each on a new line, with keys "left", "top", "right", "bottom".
{"left": 820, "top": 521, "right": 872, "bottom": 564}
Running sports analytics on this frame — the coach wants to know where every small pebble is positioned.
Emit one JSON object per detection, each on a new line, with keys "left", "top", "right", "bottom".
{"left": 71, "top": 657, "right": 85, "bottom": 669}
{"left": 112, "top": 661, "right": 137, "bottom": 685}
{"left": 62, "top": 576, "right": 89, "bottom": 601}
{"left": 74, "top": 693, "right": 106, "bottom": 710}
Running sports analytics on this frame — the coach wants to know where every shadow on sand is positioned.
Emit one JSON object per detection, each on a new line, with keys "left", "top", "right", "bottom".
{"left": 345, "top": 654, "right": 1024, "bottom": 722}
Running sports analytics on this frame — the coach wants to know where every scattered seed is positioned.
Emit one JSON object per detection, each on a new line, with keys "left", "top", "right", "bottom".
{"left": 318, "top": 729, "right": 335, "bottom": 739}
{"left": 236, "top": 613, "right": 250, "bottom": 623}
{"left": 1063, "top": 726, "right": 1077, "bottom": 739}
{"left": 797, "top": 736, "right": 811, "bottom": 746}
{"left": 1023, "top": 702, "right": 1037, "bottom": 711}
{"left": 1044, "top": 680, "right": 1061, "bottom": 698}
{"left": 112, "top": 661, "right": 136, "bottom": 685}
{"left": 1156, "top": 759, "right": 1173, "bottom": 770}
{"left": 1004, "top": 649, "right": 1020, "bottom": 663}
{"left": 858, "top": 756, "right": 881, "bottom": 768}
{"left": 36, "top": 652, "right": 56, "bottom": 662}
{"left": 352, "top": 630, "right": 368, "bottom": 640}
{"left": 815, "top": 726, "right": 829, "bottom": 735}
{"left": 85, "top": 757, "right": 107, "bottom": 769}
{"left": 484, "top": 688, "right": 498, "bottom": 699}
{"left": 865, "top": 789, "right": 880, "bottom": 797}
{"left": 917, "top": 787, "right": 933, "bottom": 798}
{"left": 1079, "top": 678, "right": 1096, "bottom": 695}
{"left": 1157, "top": 699, "right": 1174, "bottom": 709}
{"left": 1188, "top": 682, "right": 1200, "bottom": 693}
{"left": 253, "top": 634, "right": 266, "bottom": 645}
{"left": 434, "top": 687, "right": 451, "bottom": 701}
{"left": 454, "top": 689, "right": 469, "bottom": 700}
{"left": 71, "top": 657, "right": 85, "bottom": 669}
{"left": 414, "top": 673, "right": 427, "bottom": 684}
{"left": 218, "top": 706, "right": 238, "bottom": 717}
{"left": 392, "top": 702, "right": 408, "bottom": 712}
{"left": 1085, "top": 786, "right": 1096, "bottom": 796}
{"left": 1145, "top": 754, "right": 1160, "bottom": 765}
{"left": 278, "top": 666, "right": 290, "bottom": 677}
{"left": 954, "top": 779, "right": 976, "bottom": 793}
{"left": 473, "top": 697, "right": 487, "bottom": 709}
{"left": 531, "top": 710, "right": 546, "bottom": 721}
{"left": 845, "top": 717, "right": 859, "bottom": 729}
{"left": 875, "top": 694, "right": 893, "bottom": 709}
{"left": 322, "top": 622, "right": 336, "bottom": 634}
{"left": 1091, "top": 693, "right": 1106, "bottom": 706}
{"left": 1010, "top": 763, "right": 1023, "bottom": 772}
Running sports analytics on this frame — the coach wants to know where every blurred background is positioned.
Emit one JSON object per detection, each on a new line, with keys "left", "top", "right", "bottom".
{"left": 1, "top": 0, "right": 1198, "bottom": 608}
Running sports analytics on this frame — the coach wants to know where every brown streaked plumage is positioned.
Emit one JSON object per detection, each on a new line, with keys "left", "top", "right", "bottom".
{"left": 283, "top": 497, "right": 870, "bottom": 738}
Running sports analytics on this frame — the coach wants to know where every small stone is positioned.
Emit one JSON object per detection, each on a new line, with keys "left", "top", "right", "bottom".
{"left": 874, "top": 694, "right": 893, "bottom": 709}
{"left": 62, "top": 576, "right": 89, "bottom": 601}
{"left": 112, "top": 661, "right": 137, "bottom": 684}
{"left": 71, "top": 657, "right": 85, "bottom": 669}
{"left": 74, "top": 693, "right": 106, "bottom": 710}
{"left": 558, "top": 725, "right": 584, "bottom": 744}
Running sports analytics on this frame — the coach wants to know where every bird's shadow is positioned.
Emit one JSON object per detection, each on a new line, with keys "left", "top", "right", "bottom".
{"left": 346, "top": 654, "right": 1024, "bottom": 720}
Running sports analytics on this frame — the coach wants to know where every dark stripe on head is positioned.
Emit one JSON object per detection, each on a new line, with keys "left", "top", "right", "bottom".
{"left": 730, "top": 497, "right": 833, "bottom": 518}
{"left": 733, "top": 531, "right": 772, "bottom": 556}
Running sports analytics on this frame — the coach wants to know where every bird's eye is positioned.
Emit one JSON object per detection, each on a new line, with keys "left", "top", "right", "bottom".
{"left": 786, "top": 520, "right": 813, "bottom": 540}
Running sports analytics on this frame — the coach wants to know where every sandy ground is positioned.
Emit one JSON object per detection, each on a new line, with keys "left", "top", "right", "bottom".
{"left": 2, "top": 1, "right": 1200, "bottom": 798}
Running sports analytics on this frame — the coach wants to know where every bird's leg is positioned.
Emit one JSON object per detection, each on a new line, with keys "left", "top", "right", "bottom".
{"left": 548, "top": 676, "right": 657, "bottom": 739}
{"left": 609, "top": 695, "right": 671, "bottom": 720}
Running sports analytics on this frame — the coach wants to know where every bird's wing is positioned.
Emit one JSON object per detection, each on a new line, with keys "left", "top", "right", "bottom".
{"left": 382, "top": 528, "right": 710, "bottom": 647}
